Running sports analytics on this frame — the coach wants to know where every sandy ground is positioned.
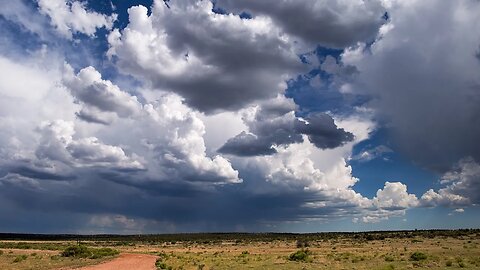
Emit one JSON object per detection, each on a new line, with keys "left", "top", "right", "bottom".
{"left": 73, "top": 253, "right": 157, "bottom": 270}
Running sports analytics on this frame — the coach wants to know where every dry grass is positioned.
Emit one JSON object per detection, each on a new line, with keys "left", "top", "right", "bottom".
{"left": 0, "top": 248, "right": 112, "bottom": 270}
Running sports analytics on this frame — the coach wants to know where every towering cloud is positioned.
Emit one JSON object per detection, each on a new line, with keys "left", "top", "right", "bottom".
{"left": 216, "top": 0, "right": 386, "bottom": 48}
{"left": 342, "top": 0, "right": 480, "bottom": 172}
{"left": 107, "top": 1, "right": 305, "bottom": 112}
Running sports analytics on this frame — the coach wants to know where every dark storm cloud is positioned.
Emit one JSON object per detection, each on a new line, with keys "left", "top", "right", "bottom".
{"left": 218, "top": 131, "right": 284, "bottom": 156}
{"left": 10, "top": 166, "right": 75, "bottom": 181}
{"left": 343, "top": 0, "right": 480, "bottom": 172}
{"left": 296, "top": 113, "right": 354, "bottom": 149}
{"left": 219, "top": 111, "right": 353, "bottom": 157}
{"left": 215, "top": 0, "right": 386, "bottom": 48}
{"left": 0, "top": 169, "right": 367, "bottom": 232}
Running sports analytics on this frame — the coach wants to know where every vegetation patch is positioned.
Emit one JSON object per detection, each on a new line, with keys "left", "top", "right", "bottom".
{"left": 61, "top": 245, "right": 119, "bottom": 259}
{"left": 288, "top": 249, "right": 311, "bottom": 262}
{"left": 13, "top": 254, "right": 28, "bottom": 263}
{"left": 156, "top": 257, "right": 173, "bottom": 270}
{"left": 410, "top": 251, "right": 427, "bottom": 261}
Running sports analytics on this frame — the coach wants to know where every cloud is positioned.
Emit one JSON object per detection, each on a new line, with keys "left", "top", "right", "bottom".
{"left": 342, "top": 0, "right": 480, "bottom": 172}
{"left": 373, "top": 182, "right": 418, "bottom": 210}
{"left": 1, "top": 0, "right": 467, "bottom": 232}
{"left": 37, "top": 0, "right": 117, "bottom": 39}
{"left": 0, "top": 0, "right": 53, "bottom": 40}
{"left": 215, "top": 0, "right": 386, "bottom": 48}
{"left": 107, "top": 0, "right": 305, "bottom": 113}
{"left": 218, "top": 96, "right": 354, "bottom": 156}
{"left": 420, "top": 158, "right": 479, "bottom": 207}
{"left": 63, "top": 64, "right": 142, "bottom": 124}
{"left": 351, "top": 145, "right": 393, "bottom": 162}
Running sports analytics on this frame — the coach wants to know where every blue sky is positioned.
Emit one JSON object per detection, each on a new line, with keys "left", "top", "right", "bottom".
{"left": 0, "top": 0, "right": 479, "bottom": 234}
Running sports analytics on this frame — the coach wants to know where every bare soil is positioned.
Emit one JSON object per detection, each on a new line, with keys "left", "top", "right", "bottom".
{"left": 72, "top": 253, "right": 157, "bottom": 270}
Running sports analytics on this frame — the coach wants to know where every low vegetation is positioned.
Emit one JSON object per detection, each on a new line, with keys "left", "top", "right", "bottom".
{"left": 61, "top": 245, "right": 119, "bottom": 259}
{"left": 0, "top": 229, "right": 478, "bottom": 269}
{"left": 288, "top": 249, "right": 311, "bottom": 262}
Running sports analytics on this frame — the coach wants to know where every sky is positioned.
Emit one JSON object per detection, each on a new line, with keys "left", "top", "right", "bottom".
{"left": 0, "top": 0, "right": 479, "bottom": 234}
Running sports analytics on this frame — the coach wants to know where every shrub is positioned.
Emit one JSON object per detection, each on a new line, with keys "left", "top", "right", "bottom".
{"left": 156, "top": 258, "right": 173, "bottom": 270}
{"left": 296, "top": 239, "right": 310, "bottom": 248}
{"left": 384, "top": 255, "right": 395, "bottom": 262}
{"left": 288, "top": 249, "right": 311, "bottom": 262}
{"left": 61, "top": 245, "right": 91, "bottom": 258}
{"left": 0, "top": 250, "right": 3, "bottom": 255}
{"left": 446, "top": 260, "right": 453, "bottom": 267}
{"left": 410, "top": 252, "right": 427, "bottom": 261}
{"left": 61, "top": 245, "right": 118, "bottom": 259}
{"left": 13, "top": 255, "right": 28, "bottom": 263}
{"left": 155, "top": 259, "right": 167, "bottom": 269}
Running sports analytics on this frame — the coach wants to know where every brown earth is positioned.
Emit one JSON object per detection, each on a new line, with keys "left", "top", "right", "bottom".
{"left": 72, "top": 253, "right": 157, "bottom": 270}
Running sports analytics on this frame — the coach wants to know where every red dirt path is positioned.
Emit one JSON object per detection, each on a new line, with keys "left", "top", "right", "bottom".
{"left": 74, "top": 253, "right": 157, "bottom": 270}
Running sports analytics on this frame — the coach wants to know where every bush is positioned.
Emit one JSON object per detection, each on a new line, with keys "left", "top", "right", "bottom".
{"left": 61, "top": 245, "right": 118, "bottom": 259}
{"left": 296, "top": 239, "right": 310, "bottom": 248}
{"left": 13, "top": 255, "right": 28, "bottom": 263}
{"left": 156, "top": 258, "right": 172, "bottom": 270}
{"left": 0, "top": 250, "right": 3, "bottom": 255}
{"left": 410, "top": 252, "right": 427, "bottom": 261}
{"left": 446, "top": 260, "right": 453, "bottom": 267}
{"left": 288, "top": 249, "right": 311, "bottom": 262}
{"left": 384, "top": 255, "right": 395, "bottom": 262}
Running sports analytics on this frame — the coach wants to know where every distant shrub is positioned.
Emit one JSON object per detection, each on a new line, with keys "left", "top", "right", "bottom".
{"left": 288, "top": 249, "right": 311, "bottom": 262}
{"left": 446, "top": 260, "right": 453, "bottom": 267}
{"left": 61, "top": 245, "right": 118, "bottom": 259}
{"left": 384, "top": 255, "right": 395, "bottom": 262}
{"left": 30, "top": 252, "right": 37, "bottom": 256}
{"left": 296, "top": 239, "right": 310, "bottom": 248}
{"left": 13, "top": 255, "right": 28, "bottom": 263}
{"left": 410, "top": 252, "right": 427, "bottom": 261}
{"left": 458, "top": 261, "right": 466, "bottom": 268}
{"left": 0, "top": 250, "right": 3, "bottom": 255}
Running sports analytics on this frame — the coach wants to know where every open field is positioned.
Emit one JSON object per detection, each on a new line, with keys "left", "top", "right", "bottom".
{"left": 0, "top": 230, "right": 479, "bottom": 270}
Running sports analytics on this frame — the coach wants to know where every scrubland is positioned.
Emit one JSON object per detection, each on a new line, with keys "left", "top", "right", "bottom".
{"left": 0, "top": 230, "right": 479, "bottom": 269}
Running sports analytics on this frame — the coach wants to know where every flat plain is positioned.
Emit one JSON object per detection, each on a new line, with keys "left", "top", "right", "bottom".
{"left": 0, "top": 230, "right": 479, "bottom": 270}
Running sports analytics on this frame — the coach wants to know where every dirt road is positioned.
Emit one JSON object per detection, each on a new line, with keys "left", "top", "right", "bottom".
{"left": 75, "top": 253, "right": 157, "bottom": 270}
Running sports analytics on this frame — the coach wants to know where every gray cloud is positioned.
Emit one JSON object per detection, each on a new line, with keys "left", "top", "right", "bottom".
{"left": 342, "top": 0, "right": 480, "bottom": 172}
{"left": 219, "top": 96, "right": 353, "bottom": 156}
{"left": 63, "top": 64, "right": 142, "bottom": 124}
{"left": 216, "top": 0, "right": 386, "bottom": 48}
{"left": 107, "top": 1, "right": 305, "bottom": 113}
{"left": 421, "top": 158, "right": 480, "bottom": 207}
